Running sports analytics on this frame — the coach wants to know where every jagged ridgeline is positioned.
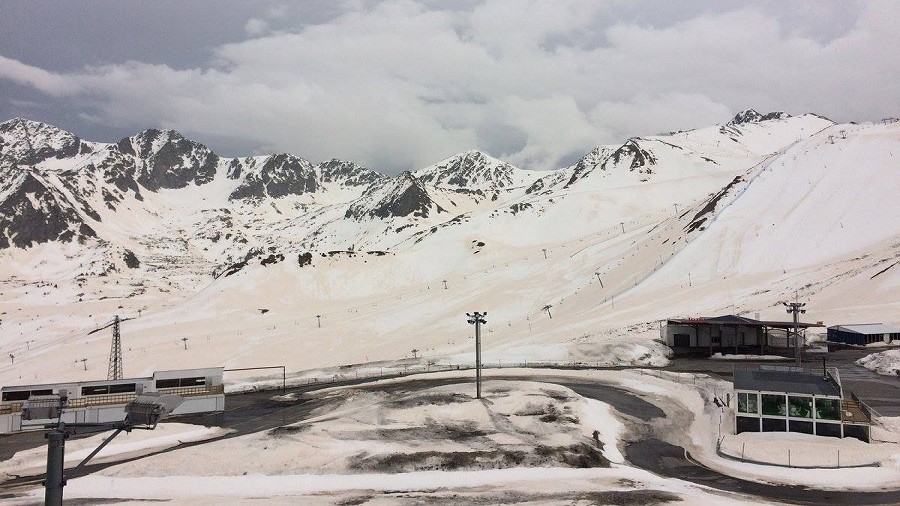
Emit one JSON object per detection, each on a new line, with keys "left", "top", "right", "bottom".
{"left": 0, "top": 110, "right": 832, "bottom": 276}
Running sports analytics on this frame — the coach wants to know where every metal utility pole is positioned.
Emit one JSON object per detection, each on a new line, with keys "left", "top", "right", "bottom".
{"left": 542, "top": 304, "right": 553, "bottom": 319}
{"left": 316, "top": 315, "right": 322, "bottom": 328}
{"left": 88, "top": 315, "right": 134, "bottom": 380}
{"left": 466, "top": 312, "right": 487, "bottom": 399}
{"left": 107, "top": 315, "right": 123, "bottom": 380}
{"left": 442, "top": 280, "right": 448, "bottom": 290}
{"left": 542, "top": 248, "right": 548, "bottom": 259}
{"left": 594, "top": 272, "right": 603, "bottom": 287}
{"left": 181, "top": 337, "right": 188, "bottom": 350}
{"left": 620, "top": 222, "right": 625, "bottom": 233}
{"left": 411, "top": 348, "right": 419, "bottom": 359}
{"left": 45, "top": 430, "right": 66, "bottom": 506}
{"left": 79, "top": 358, "right": 87, "bottom": 370}
{"left": 673, "top": 203, "right": 679, "bottom": 215}
{"left": 784, "top": 301, "right": 807, "bottom": 366}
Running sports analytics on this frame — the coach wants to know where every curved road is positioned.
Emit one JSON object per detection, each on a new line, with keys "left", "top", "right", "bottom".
{"left": 3, "top": 371, "right": 899, "bottom": 505}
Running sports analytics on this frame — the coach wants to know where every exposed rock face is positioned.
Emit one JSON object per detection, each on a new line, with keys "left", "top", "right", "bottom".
{"left": 601, "top": 139, "right": 657, "bottom": 173}
{"left": 345, "top": 172, "right": 445, "bottom": 220}
{"left": 0, "top": 171, "right": 96, "bottom": 248}
{"left": 317, "top": 159, "right": 386, "bottom": 187}
{"left": 562, "top": 146, "right": 615, "bottom": 188}
{"left": 229, "top": 154, "right": 318, "bottom": 200}
{"left": 728, "top": 109, "right": 791, "bottom": 125}
{"left": 121, "top": 129, "right": 220, "bottom": 191}
{"left": 0, "top": 118, "right": 93, "bottom": 168}
{"left": 415, "top": 151, "right": 521, "bottom": 190}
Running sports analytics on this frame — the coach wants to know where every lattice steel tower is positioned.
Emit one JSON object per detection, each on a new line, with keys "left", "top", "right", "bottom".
{"left": 107, "top": 315, "right": 123, "bottom": 380}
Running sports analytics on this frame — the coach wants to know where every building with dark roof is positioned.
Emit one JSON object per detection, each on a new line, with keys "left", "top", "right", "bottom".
{"left": 733, "top": 366, "right": 871, "bottom": 441}
{"left": 663, "top": 315, "right": 824, "bottom": 356}
{"left": 827, "top": 323, "right": 900, "bottom": 346}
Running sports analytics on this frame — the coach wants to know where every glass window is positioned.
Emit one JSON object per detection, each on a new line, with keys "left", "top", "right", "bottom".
{"left": 108, "top": 383, "right": 136, "bottom": 394}
{"left": 156, "top": 379, "right": 179, "bottom": 389}
{"left": 788, "top": 396, "right": 813, "bottom": 418}
{"left": 761, "top": 394, "right": 786, "bottom": 416}
{"left": 2, "top": 390, "right": 30, "bottom": 401}
{"left": 82, "top": 385, "right": 109, "bottom": 396}
{"left": 738, "top": 392, "right": 758, "bottom": 414}
{"left": 815, "top": 398, "right": 841, "bottom": 420}
{"left": 180, "top": 377, "right": 206, "bottom": 387}
{"left": 736, "top": 415, "right": 760, "bottom": 433}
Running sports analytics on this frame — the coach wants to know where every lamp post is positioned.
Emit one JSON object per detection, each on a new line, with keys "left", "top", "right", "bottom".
{"left": 466, "top": 312, "right": 487, "bottom": 399}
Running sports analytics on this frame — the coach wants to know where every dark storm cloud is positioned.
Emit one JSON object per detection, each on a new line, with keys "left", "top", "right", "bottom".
{"left": 0, "top": 0, "right": 896, "bottom": 174}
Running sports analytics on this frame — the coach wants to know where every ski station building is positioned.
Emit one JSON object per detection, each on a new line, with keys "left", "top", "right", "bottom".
{"left": 733, "top": 365, "right": 872, "bottom": 442}
{"left": 0, "top": 367, "right": 225, "bottom": 433}
{"left": 826, "top": 323, "right": 900, "bottom": 346}
{"left": 663, "top": 315, "right": 824, "bottom": 356}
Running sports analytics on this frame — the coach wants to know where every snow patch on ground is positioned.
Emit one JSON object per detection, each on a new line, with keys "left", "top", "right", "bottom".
{"left": 1, "top": 423, "right": 231, "bottom": 480}
{"left": 856, "top": 349, "right": 900, "bottom": 376}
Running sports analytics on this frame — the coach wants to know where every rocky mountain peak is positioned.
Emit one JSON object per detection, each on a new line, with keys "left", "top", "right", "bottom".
{"left": 728, "top": 109, "right": 791, "bottom": 126}
{"left": 0, "top": 117, "right": 92, "bottom": 167}
{"left": 415, "top": 150, "right": 522, "bottom": 190}
{"left": 117, "top": 128, "right": 220, "bottom": 191}
{"left": 317, "top": 159, "right": 386, "bottom": 187}
{"left": 229, "top": 154, "right": 318, "bottom": 200}
{"left": 601, "top": 138, "right": 657, "bottom": 174}
{"left": 345, "top": 171, "right": 445, "bottom": 220}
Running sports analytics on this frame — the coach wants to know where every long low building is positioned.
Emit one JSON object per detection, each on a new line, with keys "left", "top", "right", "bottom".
{"left": 827, "top": 323, "right": 900, "bottom": 346}
{"left": 0, "top": 367, "right": 225, "bottom": 433}
{"left": 663, "top": 315, "right": 825, "bottom": 356}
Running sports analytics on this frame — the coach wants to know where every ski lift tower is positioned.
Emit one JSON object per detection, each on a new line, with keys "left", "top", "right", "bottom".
{"left": 87, "top": 315, "right": 132, "bottom": 380}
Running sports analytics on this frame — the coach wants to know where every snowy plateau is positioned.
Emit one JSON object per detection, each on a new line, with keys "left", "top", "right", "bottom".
{"left": 2, "top": 110, "right": 900, "bottom": 504}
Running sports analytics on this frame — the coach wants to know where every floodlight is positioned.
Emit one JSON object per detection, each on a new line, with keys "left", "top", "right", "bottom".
{"left": 124, "top": 393, "right": 183, "bottom": 427}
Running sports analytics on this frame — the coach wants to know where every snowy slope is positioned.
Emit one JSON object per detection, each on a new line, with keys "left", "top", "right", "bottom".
{"left": 0, "top": 112, "right": 896, "bottom": 386}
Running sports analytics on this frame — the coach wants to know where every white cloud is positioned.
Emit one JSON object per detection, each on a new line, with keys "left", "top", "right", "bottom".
{"left": 0, "top": 0, "right": 897, "bottom": 173}
{"left": 244, "top": 18, "right": 270, "bottom": 36}
{"left": 0, "top": 55, "right": 81, "bottom": 96}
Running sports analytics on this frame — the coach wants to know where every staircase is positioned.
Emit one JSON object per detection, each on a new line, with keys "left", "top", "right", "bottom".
{"left": 842, "top": 398, "right": 871, "bottom": 425}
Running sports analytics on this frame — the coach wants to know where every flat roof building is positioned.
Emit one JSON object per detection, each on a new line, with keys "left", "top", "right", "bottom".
{"left": 733, "top": 366, "right": 871, "bottom": 441}
{"left": 0, "top": 367, "right": 225, "bottom": 433}
{"left": 827, "top": 323, "right": 900, "bottom": 346}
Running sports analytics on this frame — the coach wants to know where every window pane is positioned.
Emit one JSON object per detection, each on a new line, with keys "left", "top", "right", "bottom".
{"left": 788, "top": 396, "right": 813, "bottom": 418}
{"left": 761, "top": 394, "right": 786, "bottom": 416}
{"left": 736, "top": 415, "right": 760, "bottom": 433}
{"left": 179, "top": 377, "right": 206, "bottom": 387}
{"left": 82, "top": 385, "right": 109, "bottom": 396}
{"left": 156, "top": 379, "right": 179, "bottom": 389}
{"left": 108, "top": 383, "right": 136, "bottom": 394}
{"left": 2, "top": 391, "right": 30, "bottom": 401}
{"left": 815, "top": 398, "right": 841, "bottom": 420}
{"left": 738, "top": 392, "right": 758, "bottom": 414}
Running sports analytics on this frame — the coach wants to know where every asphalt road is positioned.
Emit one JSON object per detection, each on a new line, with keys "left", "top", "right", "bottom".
{"left": 2, "top": 366, "right": 899, "bottom": 505}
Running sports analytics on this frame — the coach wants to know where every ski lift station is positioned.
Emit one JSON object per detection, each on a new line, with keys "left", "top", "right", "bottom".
{"left": 663, "top": 315, "right": 824, "bottom": 356}
{"left": 0, "top": 367, "right": 224, "bottom": 433}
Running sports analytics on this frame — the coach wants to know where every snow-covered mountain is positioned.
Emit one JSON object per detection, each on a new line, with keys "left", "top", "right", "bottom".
{"left": 414, "top": 150, "right": 542, "bottom": 191}
{"left": 0, "top": 110, "right": 897, "bottom": 384}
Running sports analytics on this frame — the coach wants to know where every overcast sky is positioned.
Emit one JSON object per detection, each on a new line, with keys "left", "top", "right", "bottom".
{"left": 1, "top": 0, "right": 897, "bottom": 173}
